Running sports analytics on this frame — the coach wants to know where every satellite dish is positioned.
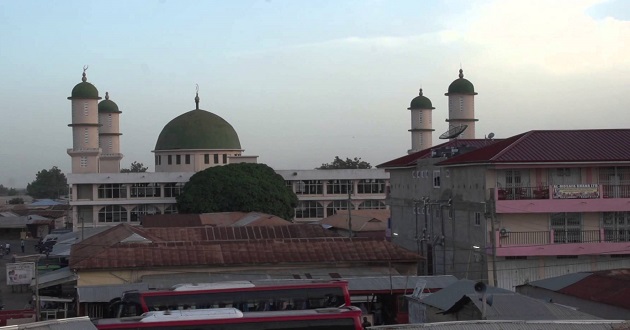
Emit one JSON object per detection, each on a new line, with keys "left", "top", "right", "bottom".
{"left": 439, "top": 124, "right": 468, "bottom": 139}
{"left": 474, "top": 281, "right": 487, "bottom": 293}
{"left": 487, "top": 132, "right": 495, "bottom": 139}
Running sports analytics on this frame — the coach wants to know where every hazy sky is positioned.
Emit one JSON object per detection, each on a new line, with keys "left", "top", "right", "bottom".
{"left": 0, "top": 0, "right": 629, "bottom": 188}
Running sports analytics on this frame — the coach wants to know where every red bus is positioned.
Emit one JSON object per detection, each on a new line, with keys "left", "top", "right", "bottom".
{"left": 114, "top": 280, "right": 352, "bottom": 318}
{"left": 96, "top": 306, "right": 363, "bottom": 329}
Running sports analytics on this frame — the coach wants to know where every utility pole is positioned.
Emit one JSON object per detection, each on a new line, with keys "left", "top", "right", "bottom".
{"left": 488, "top": 189, "right": 498, "bottom": 287}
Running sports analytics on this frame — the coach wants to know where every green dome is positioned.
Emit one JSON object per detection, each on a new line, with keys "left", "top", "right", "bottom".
{"left": 98, "top": 92, "right": 121, "bottom": 113}
{"left": 154, "top": 109, "right": 241, "bottom": 151}
{"left": 70, "top": 82, "right": 100, "bottom": 99}
{"left": 446, "top": 69, "right": 477, "bottom": 95}
{"left": 408, "top": 89, "right": 435, "bottom": 109}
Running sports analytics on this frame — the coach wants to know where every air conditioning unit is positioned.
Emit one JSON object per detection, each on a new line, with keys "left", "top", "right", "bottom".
{"left": 499, "top": 228, "right": 510, "bottom": 237}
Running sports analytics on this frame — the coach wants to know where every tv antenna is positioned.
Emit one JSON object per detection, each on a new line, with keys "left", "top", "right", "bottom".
{"left": 439, "top": 124, "right": 468, "bottom": 139}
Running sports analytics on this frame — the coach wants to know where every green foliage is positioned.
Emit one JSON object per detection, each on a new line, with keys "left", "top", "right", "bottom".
{"left": 8, "top": 197, "right": 24, "bottom": 205}
{"left": 0, "top": 185, "right": 19, "bottom": 196}
{"left": 121, "top": 161, "right": 148, "bottom": 173}
{"left": 7, "top": 188, "right": 18, "bottom": 196}
{"left": 176, "top": 163, "right": 298, "bottom": 220}
{"left": 26, "top": 166, "right": 68, "bottom": 199}
{"left": 318, "top": 156, "right": 372, "bottom": 169}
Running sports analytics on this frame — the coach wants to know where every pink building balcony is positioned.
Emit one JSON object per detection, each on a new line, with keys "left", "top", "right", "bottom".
{"left": 493, "top": 229, "right": 630, "bottom": 257}
{"left": 495, "top": 184, "right": 630, "bottom": 213}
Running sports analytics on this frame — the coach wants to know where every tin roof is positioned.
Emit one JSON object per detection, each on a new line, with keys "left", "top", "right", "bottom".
{"left": 142, "top": 224, "right": 340, "bottom": 241}
{"left": 368, "top": 320, "right": 629, "bottom": 330}
{"left": 0, "top": 317, "right": 97, "bottom": 330}
{"left": 437, "top": 129, "right": 630, "bottom": 166}
{"left": 142, "top": 212, "right": 291, "bottom": 227}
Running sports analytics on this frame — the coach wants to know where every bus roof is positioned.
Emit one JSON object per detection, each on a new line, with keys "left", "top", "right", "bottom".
{"left": 171, "top": 281, "right": 255, "bottom": 291}
{"left": 140, "top": 308, "right": 243, "bottom": 322}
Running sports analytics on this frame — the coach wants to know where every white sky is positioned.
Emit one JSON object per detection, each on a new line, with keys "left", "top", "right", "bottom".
{"left": 0, "top": 0, "right": 628, "bottom": 188}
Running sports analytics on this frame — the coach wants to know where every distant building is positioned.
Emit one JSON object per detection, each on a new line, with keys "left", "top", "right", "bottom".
{"left": 64, "top": 69, "right": 389, "bottom": 229}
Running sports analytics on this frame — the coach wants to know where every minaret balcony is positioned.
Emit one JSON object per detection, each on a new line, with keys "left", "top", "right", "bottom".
{"left": 67, "top": 148, "right": 101, "bottom": 156}
{"left": 100, "top": 153, "right": 124, "bottom": 160}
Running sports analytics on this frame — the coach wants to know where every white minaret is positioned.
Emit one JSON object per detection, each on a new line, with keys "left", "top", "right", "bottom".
{"left": 445, "top": 69, "right": 478, "bottom": 140}
{"left": 98, "top": 92, "right": 124, "bottom": 173}
{"left": 408, "top": 88, "right": 435, "bottom": 154}
{"left": 67, "top": 67, "right": 102, "bottom": 173}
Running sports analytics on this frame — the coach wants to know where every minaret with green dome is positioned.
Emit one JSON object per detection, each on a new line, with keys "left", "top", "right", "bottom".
{"left": 444, "top": 68, "right": 478, "bottom": 140}
{"left": 98, "top": 92, "right": 124, "bottom": 173}
{"left": 407, "top": 88, "right": 435, "bottom": 154}
{"left": 67, "top": 67, "right": 102, "bottom": 174}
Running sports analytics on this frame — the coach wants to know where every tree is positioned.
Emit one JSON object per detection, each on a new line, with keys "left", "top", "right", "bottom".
{"left": 318, "top": 156, "right": 372, "bottom": 169}
{"left": 26, "top": 166, "right": 68, "bottom": 199}
{"left": 8, "top": 197, "right": 24, "bottom": 205}
{"left": 121, "top": 161, "right": 148, "bottom": 173}
{"left": 176, "top": 163, "right": 298, "bottom": 220}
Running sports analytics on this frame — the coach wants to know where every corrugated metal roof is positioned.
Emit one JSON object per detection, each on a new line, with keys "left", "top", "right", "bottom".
{"left": 32, "top": 267, "right": 76, "bottom": 289}
{"left": 142, "top": 224, "right": 338, "bottom": 241}
{"left": 0, "top": 316, "right": 97, "bottom": 330}
{"left": 70, "top": 238, "right": 422, "bottom": 270}
{"left": 466, "top": 293, "right": 597, "bottom": 320}
{"left": 347, "top": 275, "right": 457, "bottom": 293}
{"left": 418, "top": 279, "right": 512, "bottom": 310}
{"left": 559, "top": 269, "right": 630, "bottom": 311}
{"left": 369, "top": 320, "right": 628, "bottom": 330}
{"left": 526, "top": 272, "right": 592, "bottom": 291}
{"left": 77, "top": 283, "right": 149, "bottom": 302}
{"left": 378, "top": 139, "right": 500, "bottom": 168}
{"left": 438, "top": 129, "right": 630, "bottom": 166}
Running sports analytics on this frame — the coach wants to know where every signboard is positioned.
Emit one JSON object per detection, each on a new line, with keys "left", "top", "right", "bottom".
{"left": 6, "top": 262, "right": 35, "bottom": 286}
{"left": 553, "top": 184, "right": 599, "bottom": 199}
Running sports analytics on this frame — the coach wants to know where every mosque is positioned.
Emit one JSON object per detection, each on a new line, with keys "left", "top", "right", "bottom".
{"left": 65, "top": 68, "right": 391, "bottom": 229}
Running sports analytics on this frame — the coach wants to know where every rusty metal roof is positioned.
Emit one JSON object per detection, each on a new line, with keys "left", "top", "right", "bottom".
{"left": 69, "top": 238, "right": 422, "bottom": 270}
{"left": 143, "top": 224, "right": 340, "bottom": 242}
{"left": 142, "top": 212, "right": 291, "bottom": 227}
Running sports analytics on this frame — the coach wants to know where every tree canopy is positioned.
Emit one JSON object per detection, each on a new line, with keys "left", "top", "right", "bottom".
{"left": 121, "top": 161, "right": 148, "bottom": 173}
{"left": 176, "top": 163, "right": 298, "bottom": 220}
{"left": 26, "top": 166, "right": 68, "bottom": 199}
{"left": 0, "top": 185, "right": 18, "bottom": 196}
{"left": 318, "top": 156, "right": 372, "bottom": 169}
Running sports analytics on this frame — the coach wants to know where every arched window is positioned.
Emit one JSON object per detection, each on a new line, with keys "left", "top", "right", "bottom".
{"left": 98, "top": 205, "right": 128, "bottom": 223}
{"left": 130, "top": 205, "right": 161, "bottom": 222}
{"left": 326, "top": 200, "right": 349, "bottom": 217}
{"left": 358, "top": 200, "right": 386, "bottom": 210}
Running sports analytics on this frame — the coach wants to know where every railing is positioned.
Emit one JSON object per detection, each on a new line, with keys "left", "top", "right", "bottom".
{"left": 497, "top": 184, "right": 630, "bottom": 200}
{"left": 498, "top": 229, "right": 628, "bottom": 246}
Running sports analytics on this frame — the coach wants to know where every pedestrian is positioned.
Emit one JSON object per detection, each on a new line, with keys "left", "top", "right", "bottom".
{"left": 5, "top": 242, "right": 9, "bottom": 255}
{"left": 362, "top": 316, "right": 372, "bottom": 329}
{"left": 20, "top": 239, "right": 25, "bottom": 253}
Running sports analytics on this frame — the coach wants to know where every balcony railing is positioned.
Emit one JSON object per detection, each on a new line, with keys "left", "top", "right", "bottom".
{"left": 497, "top": 184, "right": 630, "bottom": 200}
{"left": 498, "top": 229, "right": 629, "bottom": 246}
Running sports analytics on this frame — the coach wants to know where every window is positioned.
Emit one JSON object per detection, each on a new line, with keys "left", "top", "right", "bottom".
{"left": 222, "top": 154, "right": 227, "bottom": 164}
{"left": 603, "top": 212, "right": 630, "bottom": 242}
{"left": 204, "top": 154, "right": 209, "bottom": 164}
{"left": 358, "top": 200, "right": 386, "bottom": 210}
{"left": 418, "top": 112, "right": 423, "bottom": 124}
{"left": 84, "top": 128, "right": 89, "bottom": 144}
{"left": 185, "top": 154, "right": 191, "bottom": 164}
{"left": 164, "top": 182, "right": 185, "bottom": 197}
{"left": 295, "top": 201, "right": 324, "bottom": 219}
{"left": 295, "top": 180, "right": 323, "bottom": 195}
{"left": 83, "top": 102, "right": 88, "bottom": 116}
{"left": 98, "top": 184, "right": 127, "bottom": 199}
{"left": 168, "top": 155, "right": 172, "bottom": 165}
{"left": 459, "top": 96, "right": 463, "bottom": 111}
{"left": 433, "top": 170, "right": 441, "bottom": 188}
{"left": 214, "top": 154, "right": 219, "bottom": 164}
{"left": 108, "top": 137, "right": 112, "bottom": 150}
{"left": 164, "top": 205, "right": 178, "bottom": 214}
{"left": 130, "top": 205, "right": 160, "bottom": 222}
{"left": 357, "top": 179, "right": 385, "bottom": 194}
{"left": 130, "top": 183, "right": 161, "bottom": 198}
{"left": 176, "top": 155, "right": 181, "bottom": 165}
{"left": 108, "top": 114, "right": 112, "bottom": 127}
{"left": 551, "top": 213, "right": 582, "bottom": 243}
{"left": 474, "top": 212, "right": 481, "bottom": 226}
{"left": 80, "top": 157, "right": 88, "bottom": 167}
{"left": 98, "top": 205, "right": 128, "bottom": 223}
{"left": 326, "top": 180, "right": 351, "bottom": 195}
{"left": 155, "top": 155, "right": 161, "bottom": 166}
{"left": 326, "top": 200, "right": 349, "bottom": 217}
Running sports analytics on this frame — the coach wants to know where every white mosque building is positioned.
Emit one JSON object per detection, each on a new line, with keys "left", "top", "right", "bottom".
{"left": 65, "top": 69, "right": 390, "bottom": 229}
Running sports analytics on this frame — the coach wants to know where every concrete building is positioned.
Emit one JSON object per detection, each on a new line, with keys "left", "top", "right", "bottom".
{"left": 64, "top": 70, "right": 389, "bottom": 229}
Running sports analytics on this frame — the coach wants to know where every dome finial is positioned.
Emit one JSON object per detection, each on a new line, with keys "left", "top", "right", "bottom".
{"left": 105, "top": 92, "right": 110, "bottom": 100}
{"left": 419, "top": 88, "right": 423, "bottom": 96}
{"left": 195, "top": 84, "right": 200, "bottom": 110}
{"left": 82, "top": 65, "right": 89, "bottom": 82}
{"left": 458, "top": 68, "right": 464, "bottom": 79}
